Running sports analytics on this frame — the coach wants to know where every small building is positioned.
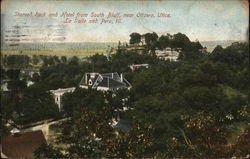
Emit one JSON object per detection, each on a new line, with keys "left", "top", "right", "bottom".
{"left": 1, "top": 130, "right": 47, "bottom": 159}
{"left": 129, "top": 64, "right": 149, "bottom": 71}
{"left": 173, "top": 47, "right": 182, "bottom": 53}
{"left": 155, "top": 48, "right": 180, "bottom": 62}
{"left": 125, "top": 45, "right": 145, "bottom": 54}
{"left": 1, "top": 80, "right": 9, "bottom": 92}
{"left": 113, "top": 120, "right": 133, "bottom": 133}
{"left": 50, "top": 87, "right": 75, "bottom": 111}
{"left": 1, "top": 152, "right": 8, "bottom": 159}
{"left": 1, "top": 144, "right": 8, "bottom": 159}
{"left": 10, "top": 128, "right": 20, "bottom": 134}
{"left": 118, "top": 43, "right": 146, "bottom": 54}
{"left": 79, "top": 72, "right": 131, "bottom": 91}
{"left": 20, "top": 69, "right": 40, "bottom": 78}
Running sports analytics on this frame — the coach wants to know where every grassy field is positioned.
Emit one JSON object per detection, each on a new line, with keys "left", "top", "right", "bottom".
{"left": 1, "top": 49, "right": 110, "bottom": 56}
{"left": 1, "top": 42, "right": 118, "bottom": 56}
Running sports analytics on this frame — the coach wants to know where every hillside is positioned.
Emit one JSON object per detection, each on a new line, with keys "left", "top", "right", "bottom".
{"left": 1, "top": 42, "right": 118, "bottom": 56}
{"left": 200, "top": 40, "right": 241, "bottom": 52}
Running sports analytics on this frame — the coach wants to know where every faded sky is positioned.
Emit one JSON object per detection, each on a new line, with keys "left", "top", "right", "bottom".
{"left": 1, "top": 0, "right": 249, "bottom": 42}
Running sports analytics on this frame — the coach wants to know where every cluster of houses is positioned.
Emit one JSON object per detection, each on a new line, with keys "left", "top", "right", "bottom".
{"left": 1, "top": 71, "right": 135, "bottom": 158}
{"left": 154, "top": 47, "right": 181, "bottom": 61}
{"left": 0, "top": 47, "right": 155, "bottom": 158}
{"left": 1, "top": 117, "right": 71, "bottom": 159}
{"left": 50, "top": 72, "right": 132, "bottom": 111}
{"left": 129, "top": 64, "right": 149, "bottom": 71}
{"left": 1, "top": 41, "right": 157, "bottom": 158}
{"left": 118, "top": 38, "right": 181, "bottom": 62}
{"left": 1, "top": 69, "right": 39, "bottom": 92}
{"left": 1, "top": 35, "right": 209, "bottom": 158}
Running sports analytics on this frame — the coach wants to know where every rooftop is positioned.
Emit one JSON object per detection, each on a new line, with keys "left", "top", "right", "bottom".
{"left": 79, "top": 72, "right": 131, "bottom": 91}
{"left": 1, "top": 130, "right": 47, "bottom": 159}
{"left": 50, "top": 87, "right": 75, "bottom": 94}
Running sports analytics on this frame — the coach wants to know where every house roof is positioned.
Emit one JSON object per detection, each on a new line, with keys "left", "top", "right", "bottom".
{"left": 79, "top": 72, "right": 131, "bottom": 90}
{"left": 79, "top": 72, "right": 99, "bottom": 87}
{"left": 114, "top": 120, "right": 133, "bottom": 133}
{"left": 1, "top": 130, "right": 47, "bottom": 159}
{"left": 101, "top": 72, "right": 121, "bottom": 81}
{"left": 98, "top": 77, "right": 127, "bottom": 89}
{"left": 50, "top": 87, "right": 75, "bottom": 94}
{"left": 1, "top": 152, "right": 8, "bottom": 158}
{"left": 10, "top": 128, "right": 20, "bottom": 134}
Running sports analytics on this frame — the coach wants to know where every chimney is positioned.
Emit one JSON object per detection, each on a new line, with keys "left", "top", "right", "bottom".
{"left": 85, "top": 73, "right": 88, "bottom": 84}
{"left": 10, "top": 128, "right": 20, "bottom": 136}
{"left": 107, "top": 77, "right": 109, "bottom": 88}
{"left": 120, "top": 73, "right": 123, "bottom": 82}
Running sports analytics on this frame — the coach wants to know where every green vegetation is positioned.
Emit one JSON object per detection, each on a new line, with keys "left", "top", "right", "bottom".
{"left": 1, "top": 32, "right": 249, "bottom": 158}
{"left": 1, "top": 49, "right": 108, "bottom": 56}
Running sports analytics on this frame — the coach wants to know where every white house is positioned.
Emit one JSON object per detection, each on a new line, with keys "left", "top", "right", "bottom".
{"left": 50, "top": 72, "right": 131, "bottom": 110}
{"left": 50, "top": 87, "right": 75, "bottom": 111}
{"left": 79, "top": 72, "right": 131, "bottom": 91}
{"left": 129, "top": 64, "right": 149, "bottom": 71}
{"left": 155, "top": 47, "right": 180, "bottom": 61}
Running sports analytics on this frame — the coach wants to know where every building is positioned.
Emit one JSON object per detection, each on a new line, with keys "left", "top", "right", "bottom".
{"left": 1, "top": 152, "right": 7, "bottom": 159}
{"left": 1, "top": 130, "right": 47, "bottom": 159}
{"left": 20, "top": 69, "right": 40, "bottom": 78}
{"left": 155, "top": 47, "right": 180, "bottom": 61}
{"left": 49, "top": 72, "right": 131, "bottom": 110}
{"left": 50, "top": 87, "right": 75, "bottom": 111}
{"left": 1, "top": 144, "right": 8, "bottom": 159}
{"left": 118, "top": 41, "right": 146, "bottom": 54}
{"left": 19, "top": 118, "right": 70, "bottom": 143}
{"left": 79, "top": 72, "right": 131, "bottom": 91}
{"left": 1, "top": 80, "right": 9, "bottom": 92}
{"left": 113, "top": 120, "right": 133, "bottom": 133}
{"left": 129, "top": 64, "right": 149, "bottom": 71}
{"left": 125, "top": 45, "right": 145, "bottom": 54}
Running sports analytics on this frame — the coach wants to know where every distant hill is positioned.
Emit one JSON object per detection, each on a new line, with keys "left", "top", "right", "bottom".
{"left": 200, "top": 40, "right": 242, "bottom": 52}
{"left": 1, "top": 42, "right": 118, "bottom": 56}
{"left": 1, "top": 40, "right": 245, "bottom": 56}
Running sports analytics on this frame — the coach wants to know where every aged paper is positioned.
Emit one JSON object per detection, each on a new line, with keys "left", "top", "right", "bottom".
{"left": 1, "top": 0, "right": 249, "bottom": 158}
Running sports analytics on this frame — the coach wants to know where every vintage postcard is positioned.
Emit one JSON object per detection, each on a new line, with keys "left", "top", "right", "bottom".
{"left": 1, "top": 0, "right": 249, "bottom": 158}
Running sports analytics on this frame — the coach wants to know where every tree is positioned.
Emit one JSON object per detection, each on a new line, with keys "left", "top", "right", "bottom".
{"left": 5, "top": 69, "right": 21, "bottom": 80}
{"left": 157, "top": 35, "right": 170, "bottom": 50}
{"left": 68, "top": 56, "right": 80, "bottom": 65}
{"left": 210, "top": 42, "right": 248, "bottom": 66}
{"left": 62, "top": 88, "right": 107, "bottom": 117}
{"left": 61, "top": 56, "right": 67, "bottom": 63}
{"left": 212, "top": 45, "right": 224, "bottom": 54}
{"left": 7, "top": 79, "right": 27, "bottom": 92}
{"left": 15, "top": 85, "right": 60, "bottom": 125}
{"left": 53, "top": 56, "right": 61, "bottom": 64}
{"left": 34, "top": 144, "right": 65, "bottom": 158}
{"left": 143, "top": 32, "right": 158, "bottom": 52}
{"left": 129, "top": 32, "right": 141, "bottom": 44}
{"left": 1, "top": 92, "right": 20, "bottom": 136}
{"left": 31, "top": 73, "right": 40, "bottom": 83}
{"left": 180, "top": 112, "right": 231, "bottom": 157}
{"left": 88, "top": 54, "right": 110, "bottom": 73}
{"left": 104, "top": 89, "right": 131, "bottom": 119}
{"left": 231, "top": 126, "right": 250, "bottom": 157}
{"left": 47, "top": 57, "right": 55, "bottom": 66}
{"left": 32, "top": 55, "right": 40, "bottom": 65}
{"left": 190, "top": 41, "right": 203, "bottom": 51}
{"left": 5, "top": 55, "right": 30, "bottom": 67}
{"left": 170, "top": 32, "right": 191, "bottom": 50}
{"left": 41, "top": 56, "right": 49, "bottom": 67}
{"left": 36, "top": 111, "right": 153, "bottom": 158}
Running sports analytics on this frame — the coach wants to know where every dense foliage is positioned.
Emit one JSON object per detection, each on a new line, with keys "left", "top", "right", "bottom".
{"left": 1, "top": 32, "right": 249, "bottom": 158}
